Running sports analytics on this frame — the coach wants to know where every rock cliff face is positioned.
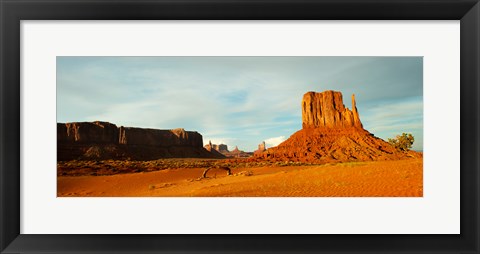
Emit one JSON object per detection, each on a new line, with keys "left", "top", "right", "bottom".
{"left": 257, "top": 90, "right": 421, "bottom": 162}
{"left": 57, "top": 121, "right": 223, "bottom": 161}
{"left": 57, "top": 121, "right": 119, "bottom": 144}
{"left": 118, "top": 127, "right": 203, "bottom": 147}
{"left": 302, "top": 91, "right": 362, "bottom": 129}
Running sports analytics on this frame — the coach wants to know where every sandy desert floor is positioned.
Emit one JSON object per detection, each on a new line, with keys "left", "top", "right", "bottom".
{"left": 57, "top": 159, "right": 422, "bottom": 197}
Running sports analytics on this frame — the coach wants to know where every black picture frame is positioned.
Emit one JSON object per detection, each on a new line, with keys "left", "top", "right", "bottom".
{"left": 1, "top": 0, "right": 479, "bottom": 253}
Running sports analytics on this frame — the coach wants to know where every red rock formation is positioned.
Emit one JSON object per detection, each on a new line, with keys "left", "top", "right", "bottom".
{"left": 262, "top": 127, "right": 421, "bottom": 162}
{"left": 204, "top": 141, "right": 214, "bottom": 152}
{"left": 118, "top": 127, "right": 203, "bottom": 148}
{"left": 215, "top": 144, "right": 229, "bottom": 153}
{"left": 224, "top": 146, "right": 253, "bottom": 158}
{"left": 57, "top": 121, "right": 119, "bottom": 143}
{"left": 258, "top": 90, "right": 421, "bottom": 162}
{"left": 302, "top": 91, "right": 362, "bottom": 129}
{"left": 204, "top": 142, "right": 253, "bottom": 158}
{"left": 204, "top": 143, "right": 231, "bottom": 154}
{"left": 253, "top": 141, "right": 267, "bottom": 155}
{"left": 57, "top": 122, "right": 224, "bottom": 161}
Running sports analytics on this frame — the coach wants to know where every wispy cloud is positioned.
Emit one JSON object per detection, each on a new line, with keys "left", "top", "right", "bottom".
{"left": 264, "top": 136, "right": 287, "bottom": 148}
{"left": 362, "top": 97, "right": 423, "bottom": 150}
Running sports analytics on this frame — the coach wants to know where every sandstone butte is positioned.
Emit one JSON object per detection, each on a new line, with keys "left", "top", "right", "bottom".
{"left": 57, "top": 121, "right": 225, "bottom": 161}
{"left": 204, "top": 142, "right": 229, "bottom": 154}
{"left": 204, "top": 142, "right": 253, "bottom": 158}
{"left": 253, "top": 141, "right": 267, "bottom": 155}
{"left": 256, "top": 90, "right": 422, "bottom": 163}
{"left": 203, "top": 141, "right": 228, "bottom": 158}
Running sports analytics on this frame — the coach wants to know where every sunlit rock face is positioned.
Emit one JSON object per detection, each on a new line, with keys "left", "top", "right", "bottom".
{"left": 301, "top": 90, "right": 362, "bottom": 129}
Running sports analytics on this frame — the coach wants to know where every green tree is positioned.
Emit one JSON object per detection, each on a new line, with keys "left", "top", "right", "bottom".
{"left": 388, "top": 133, "right": 414, "bottom": 151}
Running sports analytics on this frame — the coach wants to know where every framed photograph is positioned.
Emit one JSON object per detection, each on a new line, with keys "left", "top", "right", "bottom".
{"left": 1, "top": 0, "right": 479, "bottom": 253}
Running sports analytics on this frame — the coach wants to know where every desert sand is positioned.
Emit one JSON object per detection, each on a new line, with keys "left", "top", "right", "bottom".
{"left": 57, "top": 158, "right": 422, "bottom": 197}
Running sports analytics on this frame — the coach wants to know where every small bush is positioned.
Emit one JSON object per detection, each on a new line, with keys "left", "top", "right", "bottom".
{"left": 388, "top": 133, "right": 415, "bottom": 151}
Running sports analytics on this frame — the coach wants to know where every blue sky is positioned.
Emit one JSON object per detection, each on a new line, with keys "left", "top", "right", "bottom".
{"left": 57, "top": 56, "right": 423, "bottom": 151}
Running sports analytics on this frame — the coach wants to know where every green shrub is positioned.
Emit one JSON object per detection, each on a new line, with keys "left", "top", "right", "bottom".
{"left": 388, "top": 133, "right": 415, "bottom": 151}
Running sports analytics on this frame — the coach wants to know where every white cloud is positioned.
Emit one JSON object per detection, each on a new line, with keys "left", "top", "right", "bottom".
{"left": 264, "top": 136, "right": 286, "bottom": 148}
{"left": 361, "top": 98, "right": 423, "bottom": 151}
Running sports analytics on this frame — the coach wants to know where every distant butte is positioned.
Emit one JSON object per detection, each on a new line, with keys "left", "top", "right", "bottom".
{"left": 256, "top": 90, "right": 421, "bottom": 162}
{"left": 205, "top": 142, "right": 253, "bottom": 158}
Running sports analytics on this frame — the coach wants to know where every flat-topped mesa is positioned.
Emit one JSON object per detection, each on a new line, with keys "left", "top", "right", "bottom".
{"left": 57, "top": 121, "right": 119, "bottom": 143}
{"left": 118, "top": 127, "right": 203, "bottom": 148}
{"left": 301, "top": 90, "right": 363, "bottom": 129}
{"left": 57, "top": 121, "right": 224, "bottom": 160}
{"left": 58, "top": 122, "right": 203, "bottom": 148}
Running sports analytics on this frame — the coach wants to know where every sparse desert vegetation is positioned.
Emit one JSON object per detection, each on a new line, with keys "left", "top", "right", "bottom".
{"left": 57, "top": 158, "right": 317, "bottom": 177}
